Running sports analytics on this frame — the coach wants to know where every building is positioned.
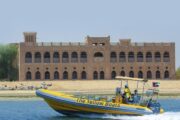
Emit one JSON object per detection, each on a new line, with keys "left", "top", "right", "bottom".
{"left": 19, "top": 32, "right": 175, "bottom": 81}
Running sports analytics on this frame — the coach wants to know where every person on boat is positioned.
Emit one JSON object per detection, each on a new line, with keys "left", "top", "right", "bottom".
{"left": 123, "top": 84, "right": 132, "bottom": 103}
{"left": 132, "top": 89, "right": 139, "bottom": 104}
{"left": 115, "top": 87, "right": 123, "bottom": 103}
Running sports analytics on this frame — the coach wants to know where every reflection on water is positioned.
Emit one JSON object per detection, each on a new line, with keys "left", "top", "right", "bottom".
{"left": 0, "top": 98, "right": 180, "bottom": 120}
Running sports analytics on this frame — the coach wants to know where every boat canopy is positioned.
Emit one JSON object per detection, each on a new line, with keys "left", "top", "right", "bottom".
{"left": 115, "top": 76, "right": 148, "bottom": 82}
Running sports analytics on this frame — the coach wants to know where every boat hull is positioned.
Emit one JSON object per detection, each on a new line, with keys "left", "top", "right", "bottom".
{"left": 36, "top": 89, "right": 156, "bottom": 116}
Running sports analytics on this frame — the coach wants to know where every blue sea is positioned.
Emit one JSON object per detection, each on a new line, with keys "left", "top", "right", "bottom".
{"left": 0, "top": 98, "right": 180, "bottom": 120}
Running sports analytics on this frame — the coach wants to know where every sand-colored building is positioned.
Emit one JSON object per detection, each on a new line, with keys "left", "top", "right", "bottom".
{"left": 19, "top": 32, "right": 175, "bottom": 81}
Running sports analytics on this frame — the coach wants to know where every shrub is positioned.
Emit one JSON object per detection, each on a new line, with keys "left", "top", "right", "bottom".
{"left": 0, "top": 44, "right": 18, "bottom": 81}
{"left": 176, "top": 67, "right": 180, "bottom": 80}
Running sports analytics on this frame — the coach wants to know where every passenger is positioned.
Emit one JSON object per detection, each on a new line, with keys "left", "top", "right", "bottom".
{"left": 123, "top": 84, "right": 132, "bottom": 103}
{"left": 133, "top": 90, "right": 139, "bottom": 104}
{"left": 115, "top": 87, "right": 123, "bottom": 103}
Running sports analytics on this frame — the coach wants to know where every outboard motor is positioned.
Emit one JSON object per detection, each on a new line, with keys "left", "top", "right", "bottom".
{"left": 148, "top": 101, "right": 161, "bottom": 114}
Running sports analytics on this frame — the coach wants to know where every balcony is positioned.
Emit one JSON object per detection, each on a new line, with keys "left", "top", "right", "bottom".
{"left": 163, "top": 58, "right": 170, "bottom": 62}
{"left": 53, "top": 58, "right": 60, "bottom": 63}
{"left": 80, "top": 58, "right": 87, "bottom": 63}
{"left": 110, "top": 58, "right": 117, "bottom": 63}
{"left": 146, "top": 58, "right": 152, "bottom": 62}
{"left": 44, "top": 58, "right": 50, "bottom": 63}
{"left": 137, "top": 58, "right": 143, "bottom": 62}
{"left": 35, "top": 58, "right": 41, "bottom": 63}
{"left": 119, "top": 58, "right": 126, "bottom": 62}
{"left": 62, "top": 58, "right": 69, "bottom": 63}
{"left": 25, "top": 58, "right": 32, "bottom": 63}
{"left": 94, "top": 57, "right": 104, "bottom": 62}
{"left": 71, "top": 58, "right": 78, "bottom": 63}
{"left": 128, "top": 58, "right": 135, "bottom": 62}
{"left": 155, "top": 58, "right": 161, "bottom": 62}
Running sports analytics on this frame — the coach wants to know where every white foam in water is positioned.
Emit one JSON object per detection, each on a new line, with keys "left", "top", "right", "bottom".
{"left": 78, "top": 112, "right": 180, "bottom": 120}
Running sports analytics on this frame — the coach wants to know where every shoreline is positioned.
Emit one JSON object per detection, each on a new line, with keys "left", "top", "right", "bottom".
{"left": 1, "top": 80, "right": 180, "bottom": 98}
{"left": 1, "top": 90, "right": 180, "bottom": 98}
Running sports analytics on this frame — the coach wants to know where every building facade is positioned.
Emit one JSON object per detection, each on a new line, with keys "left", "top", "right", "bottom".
{"left": 19, "top": 32, "right": 175, "bottom": 81}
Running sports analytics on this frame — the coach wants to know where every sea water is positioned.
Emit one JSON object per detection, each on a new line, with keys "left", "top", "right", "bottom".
{"left": 0, "top": 98, "right": 180, "bottom": 120}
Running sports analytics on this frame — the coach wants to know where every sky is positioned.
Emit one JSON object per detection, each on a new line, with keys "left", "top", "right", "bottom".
{"left": 0, "top": 0, "right": 179, "bottom": 68}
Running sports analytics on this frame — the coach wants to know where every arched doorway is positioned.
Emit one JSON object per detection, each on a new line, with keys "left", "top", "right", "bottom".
{"left": 81, "top": 71, "right": 87, "bottom": 79}
{"left": 138, "top": 71, "right": 143, "bottom": 78}
{"left": 26, "top": 71, "right": 31, "bottom": 80}
{"left": 129, "top": 71, "right": 134, "bottom": 77}
{"left": 35, "top": 71, "right": 41, "bottom": 80}
{"left": 63, "top": 71, "right": 68, "bottom": 79}
{"left": 54, "top": 71, "right": 59, "bottom": 79}
{"left": 93, "top": 71, "right": 98, "bottom": 80}
{"left": 111, "top": 71, "right": 116, "bottom": 79}
{"left": 72, "top": 71, "right": 78, "bottom": 79}
{"left": 100, "top": 71, "right": 104, "bottom": 79}
{"left": 45, "top": 71, "right": 50, "bottom": 80}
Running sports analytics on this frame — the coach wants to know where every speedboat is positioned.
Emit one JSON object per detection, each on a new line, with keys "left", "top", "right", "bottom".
{"left": 36, "top": 76, "right": 164, "bottom": 116}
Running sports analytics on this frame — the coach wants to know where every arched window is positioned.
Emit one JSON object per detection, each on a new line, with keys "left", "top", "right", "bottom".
{"left": 138, "top": 71, "right": 143, "bottom": 78}
{"left": 146, "top": 52, "right": 152, "bottom": 62}
{"left": 35, "top": 52, "right": 41, "bottom": 63}
{"left": 164, "top": 70, "right": 169, "bottom": 79}
{"left": 44, "top": 52, "right": 50, "bottom": 63}
{"left": 25, "top": 52, "right": 32, "bottom": 63}
{"left": 147, "top": 71, "right": 152, "bottom": 79}
{"left": 62, "top": 52, "right": 69, "bottom": 63}
{"left": 156, "top": 70, "right": 161, "bottom": 79}
{"left": 155, "top": 52, "right": 161, "bottom": 62}
{"left": 111, "top": 71, "right": 116, "bottom": 79}
{"left": 26, "top": 71, "right": 31, "bottom": 80}
{"left": 120, "top": 71, "right": 125, "bottom": 76}
{"left": 54, "top": 71, "right": 59, "bottom": 79}
{"left": 94, "top": 52, "right": 103, "bottom": 57}
{"left": 163, "top": 52, "right": 170, "bottom": 62}
{"left": 45, "top": 71, "right": 50, "bottom": 80}
{"left": 137, "top": 52, "right": 143, "bottom": 62}
{"left": 94, "top": 52, "right": 104, "bottom": 62}
{"left": 72, "top": 71, "right": 77, "bottom": 80}
{"left": 63, "top": 71, "right": 68, "bottom": 79}
{"left": 100, "top": 71, "right": 104, "bottom": 79}
{"left": 110, "top": 52, "right": 117, "bottom": 63}
{"left": 128, "top": 52, "right": 134, "bottom": 62}
{"left": 35, "top": 71, "right": 41, "bottom": 80}
{"left": 119, "top": 52, "right": 126, "bottom": 62}
{"left": 53, "top": 52, "right": 59, "bottom": 63}
{"left": 80, "top": 52, "right": 87, "bottom": 63}
{"left": 93, "top": 71, "right": 98, "bottom": 80}
{"left": 129, "top": 71, "right": 134, "bottom": 77}
{"left": 71, "top": 52, "right": 78, "bottom": 63}
{"left": 81, "top": 71, "right": 87, "bottom": 79}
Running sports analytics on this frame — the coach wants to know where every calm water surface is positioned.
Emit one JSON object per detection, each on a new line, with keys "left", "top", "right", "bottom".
{"left": 0, "top": 98, "right": 180, "bottom": 120}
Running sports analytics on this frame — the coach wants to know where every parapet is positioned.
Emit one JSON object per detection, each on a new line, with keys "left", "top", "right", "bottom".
{"left": 119, "top": 39, "right": 131, "bottom": 46}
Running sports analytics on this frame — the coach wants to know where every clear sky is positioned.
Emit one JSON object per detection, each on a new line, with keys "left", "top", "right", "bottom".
{"left": 0, "top": 0, "right": 179, "bottom": 68}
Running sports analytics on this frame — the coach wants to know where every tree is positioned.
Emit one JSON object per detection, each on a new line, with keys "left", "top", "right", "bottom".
{"left": 0, "top": 44, "right": 18, "bottom": 81}
{"left": 176, "top": 67, "right": 180, "bottom": 80}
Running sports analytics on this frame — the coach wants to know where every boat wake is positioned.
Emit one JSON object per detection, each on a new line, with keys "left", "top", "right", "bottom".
{"left": 77, "top": 112, "right": 180, "bottom": 120}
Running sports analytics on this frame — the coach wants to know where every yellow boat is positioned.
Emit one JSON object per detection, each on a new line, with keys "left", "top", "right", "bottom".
{"left": 36, "top": 76, "right": 164, "bottom": 116}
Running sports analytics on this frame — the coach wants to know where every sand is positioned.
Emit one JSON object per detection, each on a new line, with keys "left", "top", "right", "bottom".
{"left": 0, "top": 80, "right": 180, "bottom": 97}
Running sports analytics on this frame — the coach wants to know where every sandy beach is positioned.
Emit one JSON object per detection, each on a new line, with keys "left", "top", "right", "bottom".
{"left": 0, "top": 80, "right": 180, "bottom": 97}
